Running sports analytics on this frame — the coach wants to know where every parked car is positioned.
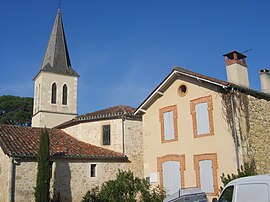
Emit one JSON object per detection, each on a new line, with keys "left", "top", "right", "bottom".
{"left": 213, "top": 174, "right": 270, "bottom": 202}
{"left": 164, "top": 187, "right": 207, "bottom": 202}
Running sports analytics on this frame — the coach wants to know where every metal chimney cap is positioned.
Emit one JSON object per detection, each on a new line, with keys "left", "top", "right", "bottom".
{"left": 260, "top": 69, "right": 270, "bottom": 74}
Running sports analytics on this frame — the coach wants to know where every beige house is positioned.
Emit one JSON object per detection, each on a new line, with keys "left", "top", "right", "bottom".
{"left": 134, "top": 51, "right": 270, "bottom": 198}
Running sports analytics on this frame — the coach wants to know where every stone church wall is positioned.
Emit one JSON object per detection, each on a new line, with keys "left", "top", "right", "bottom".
{"left": 62, "top": 118, "right": 143, "bottom": 178}
{"left": 10, "top": 160, "right": 136, "bottom": 202}
{"left": 62, "top": 119, "right": 124, "bottom": 153}
{"left": 0, "top": 149, "right": 10, "bottom": 202}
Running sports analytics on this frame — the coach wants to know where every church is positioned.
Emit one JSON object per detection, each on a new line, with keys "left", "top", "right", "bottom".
{"left": 0, "top": 9, "right": 143, "bottom": 202}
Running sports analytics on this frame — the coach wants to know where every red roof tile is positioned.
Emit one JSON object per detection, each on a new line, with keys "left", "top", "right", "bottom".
{"left": 56, "top": 105, "right": 141, "bottom": 129}
{"left": 0, "top": 125, "right": 127, "bottom": 161}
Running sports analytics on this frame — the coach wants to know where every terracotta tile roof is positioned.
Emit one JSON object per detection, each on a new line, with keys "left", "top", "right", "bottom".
{"left": 0, "top": 125, "right": 127, "bottom": 161}
{"left": 56, "top": 105, "right": 142, "bottom": 129}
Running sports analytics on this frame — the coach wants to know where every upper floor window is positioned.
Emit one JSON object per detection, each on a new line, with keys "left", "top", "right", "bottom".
{"left": 190, "top": 95, "right": 214, "bottom": 138}
{"left": 51, "top": 83, "right": 57, "bottom": 104}
{"left": 62, "top": 84, "right": 68, "bottom": 105}
{"left": 102, "top": 125, "right": 110, "bottom": 145}
{"left": 159, "top": 105, "right": 178, "bottom": 143}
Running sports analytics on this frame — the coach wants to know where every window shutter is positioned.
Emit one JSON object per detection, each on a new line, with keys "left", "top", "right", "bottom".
{"left": 199, "top": 160, "right": 214, "bottom": 193}
{"left": 102, "top": 125, "right": 110, "bottom": 145}
{"left": 163, "top": 111, "right": 175, "bottom": 140}
{"left": 162, "top": 161, "right": 181, "bottom": 196}
{"left": 195, "top": 103, "right": 210, "bottom": 135}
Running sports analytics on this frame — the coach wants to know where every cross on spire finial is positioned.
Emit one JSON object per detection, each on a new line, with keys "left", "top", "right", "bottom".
{"left": 58, "top": 0, "right": 62, "bottom": 9}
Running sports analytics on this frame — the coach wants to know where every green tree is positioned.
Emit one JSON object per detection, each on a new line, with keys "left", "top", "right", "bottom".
{"left": 35, "top": 128, "right": 51, "bottom": 202}
{"left": 0, "top": 95, "right": 33, "bottom": 126}
{"left": 220, "top": 161, "right": 257, "bottom": 192}
{"left": 82, "top": 170, "right": 165, "bottom": 202}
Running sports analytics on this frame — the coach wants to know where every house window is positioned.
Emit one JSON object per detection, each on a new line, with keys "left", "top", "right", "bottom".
{"left": 159, "top": 105, "right": 178, "bottom": 143}
{"left": 62, "top": 84, "right": 68, "bottom": 105}
{"left": 51, "top": 82, "right": 57, "bottom": 104}
{"left": 102, "top": 125, "right": 110, "bottom": 145}
{"left": 178, "top": 84, "right": 188, "bottom": 97}
{"left": 190, "top": 95, "right": 214, "bottom": 138}
{"left": 157, "top": 154, "right": 185, "bottom": 195}
{"left": 194, "top": 153, "right": 218, "bottom": 195}
{"left": 90, "top": 164, "right": 97, "bottom": 177}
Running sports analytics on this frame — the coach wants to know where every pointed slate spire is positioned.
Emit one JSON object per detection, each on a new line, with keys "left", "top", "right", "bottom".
{"left": 38, "top": 9, "right": 79, "bottom": 77}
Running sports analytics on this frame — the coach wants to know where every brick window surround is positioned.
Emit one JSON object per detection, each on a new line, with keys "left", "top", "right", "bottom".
{"left": 157, "top": 154, "right": 186, "bottom": 188}
{"left": 159, "top": 105, "right": 178, "bottom": 143}
{"left": 190, "top": 95, "right": 214, "bottom": 138}
{"left": 193, "top": 153, "right": 218, "bottom": 195}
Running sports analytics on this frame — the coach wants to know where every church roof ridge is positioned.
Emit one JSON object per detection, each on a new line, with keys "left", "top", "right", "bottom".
{"left": 55, "top": 105, "right": 142, "bottom": 129}
{"left": 35, "top": 8, "right": 79, "bottom": 79}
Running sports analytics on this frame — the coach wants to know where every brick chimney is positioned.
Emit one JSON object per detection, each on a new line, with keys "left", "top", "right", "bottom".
{"left": 223, "top": 51, "right": 250, "bottom": 87}
{"left": 259, "top": 69, "right": 270, "bottom": 94}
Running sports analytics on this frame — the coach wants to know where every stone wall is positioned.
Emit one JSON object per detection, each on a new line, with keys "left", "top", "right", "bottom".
{"left": 63, "top": 119, "right": 124, "bottom": 153}
{"left": 62, "top": 118, "right": 143, "bottom": 178}
{"left": 15, "top": 162, "right": 37, "bottom": 202}
{"left": 246, "top": 95, "right": 270, "bottom": 174}
{"left": 0, "top": 149, "right": 10, "bottom": 202}
{"left": 51, "top": 160, "right": 128, "bottom": 202}
{"left": 10, "top": 160, "right": 137, "bottom": 202}
{"left": 123, "top": 120, "right": 144, "bottom": 177}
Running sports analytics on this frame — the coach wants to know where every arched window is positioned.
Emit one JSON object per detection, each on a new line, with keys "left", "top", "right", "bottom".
{"left": 62, "top": 84, "right": 67, "bottom": 105}
{"left": 51, "top": 83, "right": 57, "bottom": 104}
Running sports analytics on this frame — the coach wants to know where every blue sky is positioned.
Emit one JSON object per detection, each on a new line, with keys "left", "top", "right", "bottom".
{"left": 1, "top": 0, "right": 270, "bottom": 114}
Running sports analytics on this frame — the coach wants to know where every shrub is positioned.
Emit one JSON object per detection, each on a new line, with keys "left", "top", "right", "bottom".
{"left": 220, "top": 161, "right": 257, "bottom": 192}
{"left": 82, "top": 170, "right": 165, "bottom": 202}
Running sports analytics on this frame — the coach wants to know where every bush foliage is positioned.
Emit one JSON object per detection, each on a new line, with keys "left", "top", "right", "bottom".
{"left": 82, "top": 170, "right": 165, "bottom": 202}
{"left": 220, "top": 161, "right": 257, "bottom": 192}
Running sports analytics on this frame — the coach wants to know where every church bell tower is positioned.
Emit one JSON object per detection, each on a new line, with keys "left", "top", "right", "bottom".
{"left": 32, "top": 9, "right": 79, "bottom": 128}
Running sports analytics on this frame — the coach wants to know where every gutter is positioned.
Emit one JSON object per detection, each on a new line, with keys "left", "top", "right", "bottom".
{"left": 122, "top": 112, "right": 127, "bottom": 154}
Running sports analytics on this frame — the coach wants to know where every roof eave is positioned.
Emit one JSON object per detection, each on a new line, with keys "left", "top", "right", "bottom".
{"left": 10, "top": 154, "right": 128, "bottom": 162}
{"left": 134, "top": 68, "right": 228, "bottom": 115}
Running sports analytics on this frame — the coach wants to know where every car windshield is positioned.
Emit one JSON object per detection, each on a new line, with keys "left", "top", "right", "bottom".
{"left": 219, "top": 186, "right": 234, "bottom": 202}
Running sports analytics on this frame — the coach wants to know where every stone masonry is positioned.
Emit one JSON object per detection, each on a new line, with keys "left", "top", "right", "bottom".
{"left": 246, "top": 95, "right": 270, "bottom": 174}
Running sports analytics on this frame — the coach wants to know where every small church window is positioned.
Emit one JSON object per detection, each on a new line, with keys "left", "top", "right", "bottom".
{"left": 51, "top": 83, "right": 57, "bottom": 104}
{"left": 102, "top": 125, "right": 111, "bottom": 145}
{"left": 90, "top": 164, "right": 97, "bottom": 177}
{"left": 62, "top": 84, "right": 68, "bottom": 105}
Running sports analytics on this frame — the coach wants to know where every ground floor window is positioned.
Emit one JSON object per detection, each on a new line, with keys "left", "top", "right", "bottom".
{"left": 193, "top": 153, "right": 218, "bottom": 195}
{"left": 90, "top": 164, "right": 97, "bottom": 178}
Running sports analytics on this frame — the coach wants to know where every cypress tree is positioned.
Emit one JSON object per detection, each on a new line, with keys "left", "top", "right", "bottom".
{"left": 35, "top": 128, "right": 51, "bottom": 202}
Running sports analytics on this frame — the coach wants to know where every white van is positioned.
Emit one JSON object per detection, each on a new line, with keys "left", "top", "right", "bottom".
{"left": 213, "top": 174, "right": 270, "bottom": 202}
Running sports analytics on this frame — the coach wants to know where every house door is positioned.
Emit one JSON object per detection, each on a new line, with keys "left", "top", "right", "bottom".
{"left": 162, "top": 161, "right": 181, "bottom": 195}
